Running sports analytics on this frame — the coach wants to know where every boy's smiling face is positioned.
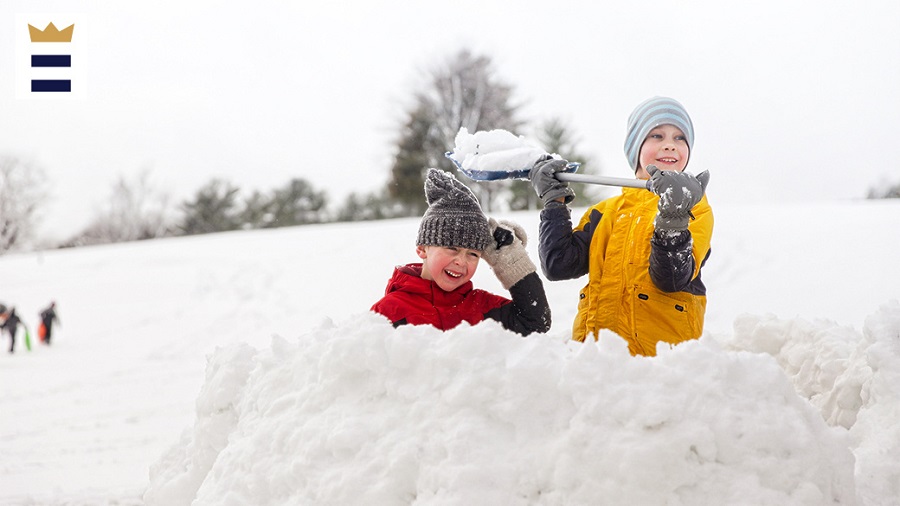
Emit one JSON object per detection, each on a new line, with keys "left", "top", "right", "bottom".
{"left": 636, "top": 124, "right": 690, "bottom": 179}
{"left": 416, "top": 245, "right": 481, "bottom": 292}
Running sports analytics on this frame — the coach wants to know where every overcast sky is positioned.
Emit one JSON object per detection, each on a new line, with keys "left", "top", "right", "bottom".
{"left": 3, "top": 0, "right": 899, "bottom": 240}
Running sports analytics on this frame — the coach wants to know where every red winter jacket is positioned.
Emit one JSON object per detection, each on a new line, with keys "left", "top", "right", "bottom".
{"left": 371, "top": 264, "right": 510, "bottom": 331}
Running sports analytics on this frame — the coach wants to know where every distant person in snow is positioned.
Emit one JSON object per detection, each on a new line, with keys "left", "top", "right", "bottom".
{"left": 371, "top": 168, "right": 551, "bottom": 336}
{"left": 530, "top": 96, "right": 713, "bottom": 356}
{"left": 39, "top": 301, "right": 60, "bottom": 345}
{"left": 1, "top": 307, "right": 22, "bottom": 353}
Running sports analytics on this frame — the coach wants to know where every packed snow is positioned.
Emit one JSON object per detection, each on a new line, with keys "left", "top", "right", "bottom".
{"left": 446, "top": 127, "right": 557, "bottom": 173}
{"left": 1, "top": 197, "right": 899, "bottom": 505}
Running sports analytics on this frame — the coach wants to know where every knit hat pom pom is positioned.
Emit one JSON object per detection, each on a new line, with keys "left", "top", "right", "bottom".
{"left": 416, "top": 169, "right": 490, "bottom": 252}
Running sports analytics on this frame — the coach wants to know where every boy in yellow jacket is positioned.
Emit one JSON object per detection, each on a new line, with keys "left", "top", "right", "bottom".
{"left": 530, "top": 96, "right": 712, "bottom": 356}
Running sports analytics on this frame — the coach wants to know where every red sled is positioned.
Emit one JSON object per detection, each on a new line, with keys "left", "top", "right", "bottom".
{"left": 38, "top": 322, "right": 47, "bottom": 342}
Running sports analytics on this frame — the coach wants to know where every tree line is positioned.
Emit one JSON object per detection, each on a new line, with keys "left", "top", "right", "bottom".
{"left": 4, "top": 48, "right": 592, "bottom": 254}
{"left": 5, "top": 47, "right": 897, "bottom": 255}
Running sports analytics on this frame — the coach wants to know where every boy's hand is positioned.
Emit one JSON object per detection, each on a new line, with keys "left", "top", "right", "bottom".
{"left": 529, "top": 155, "right": 575, "bottom": 207}
{"left": 482, "top": 218, "right": 537, "bottom": 290}
{"left": 647, "top": 165, "right": 710, "bottom": 231}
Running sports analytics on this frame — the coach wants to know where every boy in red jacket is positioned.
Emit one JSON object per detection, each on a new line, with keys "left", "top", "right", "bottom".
{"left": 371, "top": 168, "right": 550, "bottom": 336}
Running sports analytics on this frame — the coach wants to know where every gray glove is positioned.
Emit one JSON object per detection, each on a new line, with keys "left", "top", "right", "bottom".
{"left": 647, "top": 165, "right": 710, "bottom": 231}
{"left": 528, "top": 155, "right": 575, "bottom": 207}
{"left": 481, "top": 218, "right": 537, "bottom": 290}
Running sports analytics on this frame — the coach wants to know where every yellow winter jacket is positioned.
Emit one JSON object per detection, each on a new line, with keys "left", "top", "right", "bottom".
{"left": 538, "top": 187, "right": 713, "bottom": 356}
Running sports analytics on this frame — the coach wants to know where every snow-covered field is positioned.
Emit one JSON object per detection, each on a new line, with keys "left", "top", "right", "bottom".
{"left": 1, "top": 199, "right": 898, "bottom": 505}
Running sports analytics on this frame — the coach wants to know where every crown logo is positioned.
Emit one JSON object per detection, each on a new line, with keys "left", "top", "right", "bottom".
{"left": 28, "top": 22, "right": 75, "bottom": 43}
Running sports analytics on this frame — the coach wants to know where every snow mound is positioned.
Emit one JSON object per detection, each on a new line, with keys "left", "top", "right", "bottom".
{"left": 446, "top": 127, "right": 553, "bottom": 173}
{"left": 145, "top": 313, "right": 858, "bottom": 506}
{"left": 721, "top": 300, "right": 900, "bottom": 505}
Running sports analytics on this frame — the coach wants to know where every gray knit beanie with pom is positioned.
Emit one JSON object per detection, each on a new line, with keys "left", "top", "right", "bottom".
{"left": 416, "top": 168, "right": 490, "bottom": 252}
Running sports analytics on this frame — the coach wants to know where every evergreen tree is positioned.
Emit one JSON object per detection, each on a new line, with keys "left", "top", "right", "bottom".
{"left": 335, "top": 190, "right": 400, "bottom": 222}
{"left": 387, "top": 105, "right": 432, "bottom": 216}
{"left": 509, "top": 118, "right": 603, "bottom": 210}
{"left": 867, "top": 180, "right": 900, "bottom": 199}
{"left": 266, "top": 178, "right": 328, "bottom": 227}
{"left": 239, "top": 189, "right": 274, "bottom": 229}
{"left": 178, "top": 179, "right": 242, "bottom": 235}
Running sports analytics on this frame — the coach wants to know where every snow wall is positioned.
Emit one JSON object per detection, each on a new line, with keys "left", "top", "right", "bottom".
{"left": 145, "top": 301, "right": 900, "bottom": 505}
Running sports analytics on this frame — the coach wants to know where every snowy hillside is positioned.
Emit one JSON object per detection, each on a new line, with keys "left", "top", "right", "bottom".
{"left": 1, "top": 199, "right": 898, "bottom": 505}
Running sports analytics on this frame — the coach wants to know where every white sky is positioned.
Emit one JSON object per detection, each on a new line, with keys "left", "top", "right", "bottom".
{"left": 3, "top": 0, "right": 899, "bottom": 240}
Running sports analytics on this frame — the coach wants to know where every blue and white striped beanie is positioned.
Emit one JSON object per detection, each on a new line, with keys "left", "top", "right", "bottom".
{"left": 623, "top": 96, "right": 694, "bottom": 172}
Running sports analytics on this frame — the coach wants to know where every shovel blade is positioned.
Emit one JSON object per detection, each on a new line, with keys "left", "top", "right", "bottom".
{"left": 445, "top": 152, "right": 580, "bottom": 181}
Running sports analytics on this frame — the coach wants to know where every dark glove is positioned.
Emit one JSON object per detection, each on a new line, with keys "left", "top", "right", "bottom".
{"left": 647, "top": 165, "right": 710, "bottom": 231}
{"left": 528, "top": 155, "right": 575, "bottom": 207}
{"left": 481, "top": 218, "right": 537, "bottom": 290}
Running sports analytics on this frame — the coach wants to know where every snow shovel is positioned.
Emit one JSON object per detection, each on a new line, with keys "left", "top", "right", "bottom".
{"left": 444, "top": 152, "right": 650, "bottom": 190}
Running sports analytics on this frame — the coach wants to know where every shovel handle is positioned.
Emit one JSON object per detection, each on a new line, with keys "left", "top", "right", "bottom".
{"left": 556, "top": 172, "right": 650, "bottom": 190}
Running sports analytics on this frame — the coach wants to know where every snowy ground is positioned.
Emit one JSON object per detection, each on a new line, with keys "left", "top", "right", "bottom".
{"left": 0, "top": 198, "right": 898, "bottom": 505}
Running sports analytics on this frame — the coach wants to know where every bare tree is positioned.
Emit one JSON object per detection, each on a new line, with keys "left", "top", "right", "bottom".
{"left": 387, "top": 49, "right": 523, "bottom": 213}
{"left": 0, "top": 156, "right": 47, "bottom": 254}
{"left": 66, "top": 169, "right": 173, "bottom": 246}
{"left": 421, "top": 50, "right": 522, "bottom": 160}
